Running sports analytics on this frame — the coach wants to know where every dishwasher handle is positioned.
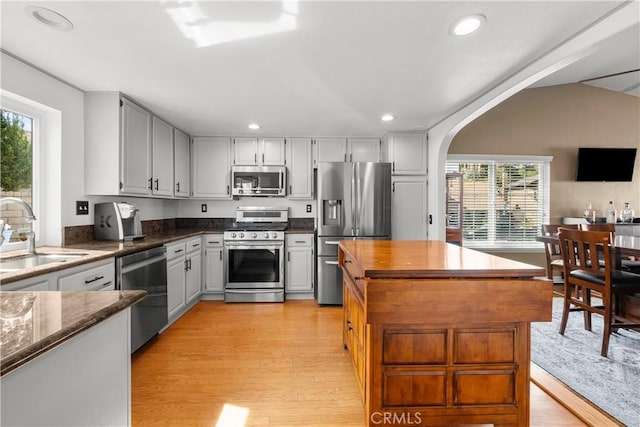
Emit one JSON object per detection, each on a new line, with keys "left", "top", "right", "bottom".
{"left": 118, "top": 253, "right": 166, "bottom": 275}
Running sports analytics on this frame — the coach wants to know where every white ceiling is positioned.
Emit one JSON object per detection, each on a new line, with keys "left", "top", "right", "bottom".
{"left": 1, "top": 1, "right": 638, "bottom": 137}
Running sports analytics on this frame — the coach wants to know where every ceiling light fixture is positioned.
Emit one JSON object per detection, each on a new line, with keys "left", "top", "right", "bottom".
{"left": 25, "top": 6, "right": 74, "bottom": 31}
{"left": 450, "top": 14, "right": 486, "bottom": 37}
{"left": 248, "top": 123, "right": 260, "bottom": 130}
{"left": 381, "top": 114, "right": 395, "bottom": 122}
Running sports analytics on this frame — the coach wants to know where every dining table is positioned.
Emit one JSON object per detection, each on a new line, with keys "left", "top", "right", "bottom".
{"left": 535, "top": 233, "right": 640, "bottom": 323}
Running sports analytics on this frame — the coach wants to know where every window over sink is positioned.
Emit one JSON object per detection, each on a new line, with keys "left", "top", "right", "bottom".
{"left": 446, "top": 155, "right": 551, "bottom": 250}
{"left": 0, "top": 95, "right": 43, "bottom": 251}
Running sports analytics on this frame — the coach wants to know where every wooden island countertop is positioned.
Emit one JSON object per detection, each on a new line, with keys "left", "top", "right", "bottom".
{"left": 338, "top": 240, "right": 552, "bottom": 427}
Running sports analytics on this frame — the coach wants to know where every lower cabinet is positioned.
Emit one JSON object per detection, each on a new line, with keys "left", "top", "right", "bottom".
{"left": 166, "top": 237, "right": 202, "bottom": 322}
{"left": 285, "top": 234, "right": 314, "bottom": 298}
{"left": 3, "top": 258, "right": 116, "bottom": 291}
{"left": 204, "top": 234, "right": 224, "bottom": 294}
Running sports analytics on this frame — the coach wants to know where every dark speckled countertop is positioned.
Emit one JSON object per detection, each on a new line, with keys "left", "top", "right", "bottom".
{"left": 1, "top": 225, "right": 315, "bottom": 286}
{"left": 0, "top": 290, "right": 146, "bottom": 376}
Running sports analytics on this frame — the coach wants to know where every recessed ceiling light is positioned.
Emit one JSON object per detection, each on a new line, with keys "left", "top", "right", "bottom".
{"left": 450, "top": 14, "right": 486, "bottom": 37}
{"left": 381, "top": 115, "right": 395, "bottom": 122}
{"left": 248, "top": 123, "right": 260, "bottom": 130}
{"left": 25, "top": 6, "right": 74, "bottom": 31}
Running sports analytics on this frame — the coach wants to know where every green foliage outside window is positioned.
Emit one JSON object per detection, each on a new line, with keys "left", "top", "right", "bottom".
{"left": 1, "top": 111, "right": 32, "bottom": 191}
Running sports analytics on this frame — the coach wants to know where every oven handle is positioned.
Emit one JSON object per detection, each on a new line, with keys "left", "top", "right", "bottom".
{"left": 224, "top": 243, "right": 283, "bottom": 250}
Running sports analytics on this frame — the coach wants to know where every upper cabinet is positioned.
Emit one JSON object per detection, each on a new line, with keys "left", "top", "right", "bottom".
{"left": 383, "top": 132, "right": 427, "bottom": 175}
{"left": 233, "top": 137, "right": 285, "bottom": 166}
{"left": 173, "top": 128, "right": 190, "bottom": 198}
{"left": 286, "top": 137, "right": 313, "bottom": 200}
{"left": 191, "top": 136, "right": 232, "bottom": 199}
{"left": 152, "top": 116, "right": 174, "bottom": 197}
{"left": 347, "top": 138, "right": 381, "bottom": 162}
{"left": 313, "top": 137, "right": 381, "bottom": 166}
{"left": 85, "top": 92, "right": 189, "bottom": 198}
{"left": 313, "top": 137, "right": 347, "bottom": 165}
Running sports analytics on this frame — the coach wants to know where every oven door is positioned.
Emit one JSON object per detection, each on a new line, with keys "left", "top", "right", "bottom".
{"left": 224, "top": 241, "right": 284, "bottom": 289}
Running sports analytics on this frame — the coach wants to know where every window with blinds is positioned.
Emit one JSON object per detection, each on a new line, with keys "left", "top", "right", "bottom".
{"left": 446, "top": 155, "right": 551, "bottom": 249}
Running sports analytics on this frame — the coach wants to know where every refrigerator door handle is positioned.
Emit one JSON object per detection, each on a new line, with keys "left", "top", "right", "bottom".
{"left": 351, "top": 163, "right": 356, "bottom": 236}
{"left": 355, "top": 162, "right": 361, "bottom": 237}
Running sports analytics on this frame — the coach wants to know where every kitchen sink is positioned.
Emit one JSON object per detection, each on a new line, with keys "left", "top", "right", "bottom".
{"left": 0, "top": 253, "right": 89, "bottom": 274}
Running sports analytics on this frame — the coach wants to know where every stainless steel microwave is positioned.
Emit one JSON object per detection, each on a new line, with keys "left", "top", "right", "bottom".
{"left": 231, "top": 166, "right": 287, "bottom": 196}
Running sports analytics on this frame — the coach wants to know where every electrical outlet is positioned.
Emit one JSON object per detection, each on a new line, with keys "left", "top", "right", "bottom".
{"left": 76, "top": 201, "right": 89, "bottom": 215}
{"left": 201, "top": 204, "right": 207, "bottom": 213}
{"left": 306, "top": 204, "right": 312, "bottom": 213}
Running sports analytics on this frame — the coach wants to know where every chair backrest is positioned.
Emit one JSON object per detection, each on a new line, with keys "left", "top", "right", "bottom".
{"left": 578, "top": 223, "right": 616, "bottom": 233}
{"left": 541, "top": 224, "right": 577, "bottom": 256}
{"left": 557, "top": 228, "right": 613, "bottom": 287}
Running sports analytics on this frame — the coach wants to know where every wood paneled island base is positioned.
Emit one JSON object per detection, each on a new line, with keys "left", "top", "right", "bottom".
{"left": 338, "top": 240, "right": 552, "bottom": 427}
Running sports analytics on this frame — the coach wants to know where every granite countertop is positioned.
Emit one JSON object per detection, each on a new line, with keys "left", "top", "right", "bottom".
{"left": 1, "top": 225, "right": 316, "bottom": 286}
{"left": 0, "top": 290, "right": 146, "bottom": 376}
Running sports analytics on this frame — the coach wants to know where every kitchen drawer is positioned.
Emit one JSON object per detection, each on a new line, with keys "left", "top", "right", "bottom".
{"left": 186, "top": 237, "right": 202, "bottom": 254}
{"left": 58, "top": 260, "right": 115, "bottom": 291}
{"left": 204, "top": 234, "right": 223, "bottom": 247}
{"left": 166, "top": 241, "right": 186, "bottom": 260}
{"left": 286, "top": 234, "right": 313, "bottom": 247}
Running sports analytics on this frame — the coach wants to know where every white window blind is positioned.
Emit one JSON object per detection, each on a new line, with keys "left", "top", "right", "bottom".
{"left": 446, "top": 155, "right": 551, "bottom": 249}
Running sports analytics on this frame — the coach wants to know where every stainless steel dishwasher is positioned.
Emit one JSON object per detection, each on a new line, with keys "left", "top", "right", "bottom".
{"left": 116, "top": 246, "right": 168, "bottom": 353}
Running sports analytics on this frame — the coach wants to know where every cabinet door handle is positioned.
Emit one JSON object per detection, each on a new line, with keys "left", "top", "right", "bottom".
{"left": 227, "top": 185, "right": 230, "bottom": 195}
{"left": 254, "top": 153, "right": 257, "bottom": 164}
{"left": 287, "top": 252, "right": 290, "bottom": 262}
{"left": 148, "top": 177, "right": 153, "bottom": 189}
{"left": 208, "top": 241, "right": 220, "bottom": 245}
{"left": 295, "top": 240, "right": 305, "bottom": 244}
{"left": 174, "top": 248, "right": 184, "bottom": 253}
{"left": 350, "top": 153, "right": 353, "bottom": 162}
{"left": 344, "top": 153, "right": 347, "bottom": 162}
{"left": 219, "top": 251, "right": 222, "bottom": 261}
{"left": 154, "top": 179, "right": 159, "bottom": 191}
{"left": 85, "top": 275, "right": 105, "bottom": 284}
{"left": 262, "top": 153, "right": 265, "bottom": 164}
{"left": 176, "top": 182, "right": 180, "bottom": 192}
{"left": 192, "top": 243, "right": 200, "bottom": 248}
{"left": 392, "top": 161, "right": 395, "bottom": 172}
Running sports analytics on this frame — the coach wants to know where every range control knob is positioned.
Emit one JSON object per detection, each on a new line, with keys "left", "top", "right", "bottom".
{"left": 252, "top": 232, "right": 257, "bottom": 238}
{"left": 231, "top": 232, "right": 237, "bottom": 238}
{"left": 271, "top": 232, "right": 278, "bottom": 239}
{"left": 264, "top": 232, "right": 270, "bottom": 239}
{"left": 239, "top": 232, "right": 245, "bottom": 238}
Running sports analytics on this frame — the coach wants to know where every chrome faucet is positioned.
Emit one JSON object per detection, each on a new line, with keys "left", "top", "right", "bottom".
{"left": 0, "top": 197, "right": 37, "bottom": 254}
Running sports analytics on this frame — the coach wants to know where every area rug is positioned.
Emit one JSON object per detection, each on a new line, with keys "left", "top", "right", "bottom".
{"left": 531, "top": 297, "right": 640, "bottom": 426}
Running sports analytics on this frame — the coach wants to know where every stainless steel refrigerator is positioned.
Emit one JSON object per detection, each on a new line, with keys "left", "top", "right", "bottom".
{"left": 316, "top": 162, "right": 391, "bottom": 305}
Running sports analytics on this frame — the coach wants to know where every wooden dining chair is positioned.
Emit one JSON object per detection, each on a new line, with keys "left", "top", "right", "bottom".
{"left": 557, "top": 228, "right": 640, "bottom": 357}
{"left": 579, "top": 223, "right": 640, "bottom": 273}
{"left": 541, "top": 224, "right": 577, "bottom": 284}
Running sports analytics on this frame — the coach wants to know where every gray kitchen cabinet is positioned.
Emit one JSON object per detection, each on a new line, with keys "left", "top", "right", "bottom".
{"left": 85, "top": 93, "right": 152, "bottom": 196}
{"left": 185, "top": 237, "right": 203, "bottom": 304}
{"left": 383, "top": 132, "right": 427, "bottom": 175}
{"left": 152, "top": 116, "right": 174, "bottom": 197}
{"left": 191, "top": 136, "right": 232, "bottom": 199}
{"left": 313, "top": 137, "right": 347, "bottom": 165}
{"left": 166, "top": 241, "right": 187, "bottom": 320}
{"left": 2, "top": 275, "right": 52, "bottom": 291}
{"left": 204, "top": 234, "right": 224, "bottom": 293}
{"left": 166, "top": 237, "right": 202, "bottom": 322}
{"left": 233, "top": 137, "right": 286, "bottom": 166}
{"left": 58, "top": 259, "right": 115, "bottom": 291}
{"left": 286, "top": 137, "right": 313, "bottom": 199}
{"left": 285, "top": 234, "right": 314, "bottom": 295}
{"left": 391, "top": 176, "right": 428, "bottom": 239}
{"left": 173, "top": 128, "right": 190, "bottom": 198}
{"left": 347, "top": 137, "right": 381, "bottom": 162}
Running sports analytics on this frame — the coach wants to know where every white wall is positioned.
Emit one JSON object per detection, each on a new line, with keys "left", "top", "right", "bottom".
{"left": 178, "top": 198, "right": 315, "bottom": 220}
{"left": 1, "top": 52, "right": 181, "bottom": 243}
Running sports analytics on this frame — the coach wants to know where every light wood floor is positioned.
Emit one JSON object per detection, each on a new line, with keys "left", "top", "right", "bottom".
{"left": 131, "top": 301, "right": 588, "bottom": 426}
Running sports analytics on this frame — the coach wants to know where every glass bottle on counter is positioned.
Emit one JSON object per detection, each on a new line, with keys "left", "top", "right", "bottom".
{"left": 620, "top": 202, "right": 635, "bottom": 223}
{"left": 584, "top": 203, "right": 596, "bottom": 223}
{"left": 606, "top": 201, "right": 617, "bottom": 224}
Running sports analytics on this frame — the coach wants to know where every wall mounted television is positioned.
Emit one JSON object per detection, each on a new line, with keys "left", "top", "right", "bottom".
{"left": 576, "top": 147, "right": 637, "bottom": 182}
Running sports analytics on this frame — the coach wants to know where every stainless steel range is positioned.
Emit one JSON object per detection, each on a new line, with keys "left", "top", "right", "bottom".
{"left": 223, "top": 207, "right": 288, "bottom": 303}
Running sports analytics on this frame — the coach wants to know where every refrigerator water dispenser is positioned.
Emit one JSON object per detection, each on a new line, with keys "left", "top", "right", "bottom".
{"left": 323, "top": 200, "right": 342, "bottom": 226}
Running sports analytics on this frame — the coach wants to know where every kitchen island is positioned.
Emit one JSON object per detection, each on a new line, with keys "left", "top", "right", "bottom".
{"left": 338, "top": 240, "right": 551, "bottom": 427}
{"left": 1, "top": 290, "right": 146, "bottom": 426}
